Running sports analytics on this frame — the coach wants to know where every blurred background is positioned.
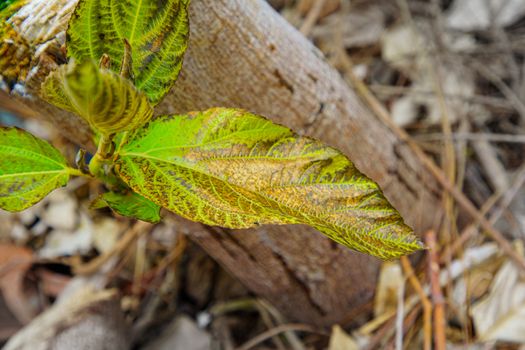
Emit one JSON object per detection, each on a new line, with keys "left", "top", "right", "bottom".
{"left": 1, "top": 0, "right": 525, "bottom": 349}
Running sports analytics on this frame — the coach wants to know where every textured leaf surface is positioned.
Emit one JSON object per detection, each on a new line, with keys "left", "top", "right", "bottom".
{"left": 0, "top": 127, "right": 70, "bottom": 211}
{"left": 91, "top": 191, "right": 161, "bottom": 223}
{"left": 115, "top": 108, "right": 422, "bottom": 259}
{"left": 0, "top": 0, "right": 24, "bottom": 15}
{"left": 67, "top": 0, "right": 190, "bottom": 105}
{"left": 41, "top": 60, "right": 153, "bottom": 135}
{"left": 0, "top": 0, "right": 30, "bottom": 87}
{"left": 0, "top": 0, "right": 13, "bottom": 11}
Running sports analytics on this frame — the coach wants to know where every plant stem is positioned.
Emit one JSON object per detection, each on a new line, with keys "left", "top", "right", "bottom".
{"left": 67, "top": 167, "right": 92, "bottom": 178}
{"left": 97, "top": 134, "right": 115, "bottom": 159}
{"left": 89, "top": 134, "right": 118, "bottom": 185}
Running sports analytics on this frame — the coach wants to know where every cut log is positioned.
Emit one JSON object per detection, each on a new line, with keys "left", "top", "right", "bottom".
{"left": 1, "top": 0, "right": 441, "bottom": 326}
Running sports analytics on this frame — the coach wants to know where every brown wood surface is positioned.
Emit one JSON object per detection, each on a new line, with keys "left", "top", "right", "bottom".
{"left": 2, "top": 0, "right": 441, "bottom": 326}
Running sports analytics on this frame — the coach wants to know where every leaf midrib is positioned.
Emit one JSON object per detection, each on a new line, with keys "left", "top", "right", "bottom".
{"left": 129, "top": 0, "right": 144, "bottom": 44}
{"left": 119, "top": 151, "right": 375, "bottom": 189}
{"left": 0, "top": 170, "right": 67, "bottom": 179}
{"left": 146, "top": 160, "right": 268, "bottom": 220}
{"left": 0, "top": 145, "right": 66, "bottom": 168}
{"left": 128, "top": 155, "right": 411, "bottom": 255}
{"left": 118, "top": 154, "right": 288, "bottom": 224}
{"left": 87, "top": 0, "right": 95, "bottom": 58}
{"left": 117, "top": 152, "right": 382, "bottom": 230}
{"left": 118, "top": 153, "right": 418, "bottom": 256}
{"left": 135, "top": 3, "right": 185, "bottom": 89}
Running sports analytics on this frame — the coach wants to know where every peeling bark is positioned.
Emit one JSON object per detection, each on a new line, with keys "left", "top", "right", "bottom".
{"left": 1, "top": 0, "right": 441, "bottom": 326}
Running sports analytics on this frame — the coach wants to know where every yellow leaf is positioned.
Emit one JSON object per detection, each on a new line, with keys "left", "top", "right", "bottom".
{"left": 41, "top": 60, "right": 153, "bottom": 135}
{"left": 115, "top": 108, "right": 422, "bottom": 259}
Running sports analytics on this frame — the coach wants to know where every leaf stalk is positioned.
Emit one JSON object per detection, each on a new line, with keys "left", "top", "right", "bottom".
{"left": 89, "top": 134, "right": 118, "bottom": 184}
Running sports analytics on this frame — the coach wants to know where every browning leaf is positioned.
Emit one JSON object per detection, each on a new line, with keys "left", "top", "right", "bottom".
{"left": 0, "top": 244, "right": 35, "bottom": 324}
{"left": 115, "top": 108, "right": 422, "bottom": 259}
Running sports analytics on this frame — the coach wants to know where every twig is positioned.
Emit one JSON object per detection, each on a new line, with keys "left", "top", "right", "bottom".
{"left": 440, "top": 198, "right": 497, "bottom": 264}
{"left": 395, "top": 275, "right": 405, "bottom": 350}
{"left": 446, "top": 41, "right": 525, "bottom": 56}
{"left": 426, "top": 230, "right": 446, "bottom": 350}
{"left": 359, "top": 308, "right": 399, "bottom": 336}
{"left": 486, "top": 163, "right": 525, "bottom": 224}
{"left": 131, "top": 234, "right": 188, "bottom": 296}
{"left": 340, "top": 53, "right": 525, "bottom": 273}
{"left": 299, "top": 0, "right": 326, "bottom": 36}
{"left": 210, "top": 298, "right": 258, "bottom": 316}
{"left": 257, "top": 300, "right": 306, "bottom": 350}
{"left": 73, "top": 221, "right": 152, "bottom": 275}
{"left": 471, "top": 61, "right": 525, "bottom": 125}
{"left": 454, "top": 119, "right": 469, "bottom": 227}
{"left": 365, "top": 303, "right": 422, "bottom": 350}
{"left": 257, "top": 305, "right": 287, "bottom": 350}
{"left": 132, "top": 235, "right": 147, "bottom": 296}
{"left": 400, "top": 1, "right": 460, "bottom": 314}
{"left": 429, "top": 28, "right": 458, "bottom": 312}
{"left": 151, "top": 234, "right": 187, "bottom": 275}
{"left": 359, "top": 244, "right": 498, "bottom": 346}
{"left": 472, "top": 139, "right": 509, "bottom": 193}
{"left": 401, "top": 256, "right": 432, "bottom": 350}
{"left": 363, "top": 313, "right": 397, "bottom": 350}
{"left": 235, "top": 323, "right": 327, "bottom": 350}
{"left": 413, "top": 132, "right": 525, "bottom": 144}
{"left": 210, "top": 298, "right": 306, "bottom": 350}
{"left": 369, "top": 84, "right": 516, "bottom": 112}
{"left": 386, "top": 305, "right": 422, "bottom": 350}
{"left": 491, "top": 26, "right": 521, "bottom": 93}
{"left": 443, "top": 162, "right": 525, "bottom": 261}
{"left": 395, "top": 0, "right": 453, "bottom": 165}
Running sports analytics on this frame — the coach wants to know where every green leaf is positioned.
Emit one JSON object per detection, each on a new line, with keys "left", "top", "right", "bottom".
{"left": 114, "top": 108, "right": 422, "bottom": 259}
{"left": 91, "top": 191, "right": 161, "bottom": 223}
{"left": 41, "top": 60, "right": 153, "bottom": 135}
{"left": 0, "top": 0, "right": 24, "bottom": 12}
{"left": 0, "top": 127, "right": 71, "bottom": 212}
{"left": 67, "top": 0, "right": 190, "bottom": 105}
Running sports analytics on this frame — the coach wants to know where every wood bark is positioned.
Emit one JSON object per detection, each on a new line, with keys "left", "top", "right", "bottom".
{"left": 1, "top": 0, "right": 442, "bottom": 327}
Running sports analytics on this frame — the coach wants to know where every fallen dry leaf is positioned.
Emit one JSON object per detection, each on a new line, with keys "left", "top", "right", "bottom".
{"left": 40, "top": 190, "right": 78, "bottom": 231}
{"left": 374, "top": 261, "right": 403, "bottom": 317}
{"left": 297, "top": 0, "right": 340, "bottom": 19}
{"left": 472, "top": 244, "right": 525, "bottom": 342}
{"left": 0, "top": 295, "right": 22, "bottom": 341}
{"left": 328, "top": 325, "right": 358, "bottom": 350}
{"left": 446, "top": 0, "right": 525, "bottom": 31}
{"left": 313, "top": 5, "right": 384, "bottom": 49}
{"left": 35, "top": 268, "right": 71, "bottom": 298}
{"left": 39, "top": 212, "right": 93, "bottom": 259}
{"left": 0, "top": 244, "right": 36, "bottom": 324}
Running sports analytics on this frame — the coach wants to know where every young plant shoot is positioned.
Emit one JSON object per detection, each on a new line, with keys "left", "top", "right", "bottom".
{"left": 0, "top": 0, "right": 423, "bottom": 259}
